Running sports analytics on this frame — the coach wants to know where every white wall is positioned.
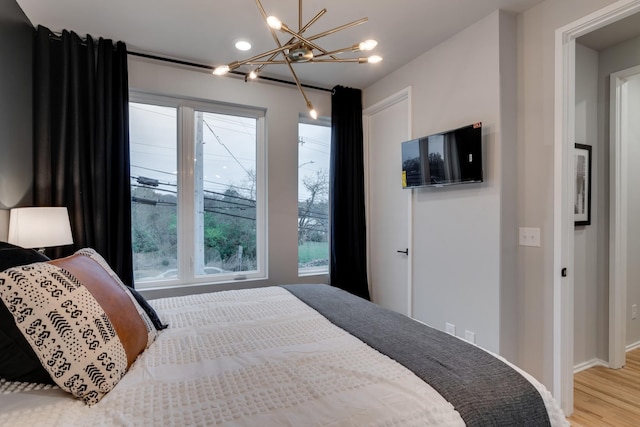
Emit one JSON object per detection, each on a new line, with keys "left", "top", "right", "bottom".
{"left": 366, "top": 0, "right": 624, "bottom": 389}
{"left": 128, "top": 57, "right": 331, "bottom": 299}
{"left": 573, "top": 43, "right": 603, "bottom": 366}
{"left": 364, "top": 11, "right": 517, "bottom": 358}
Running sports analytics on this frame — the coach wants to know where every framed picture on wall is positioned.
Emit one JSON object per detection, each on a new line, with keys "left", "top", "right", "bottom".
{"left": 574, "top": 143, "right": 591, "bottom": 226}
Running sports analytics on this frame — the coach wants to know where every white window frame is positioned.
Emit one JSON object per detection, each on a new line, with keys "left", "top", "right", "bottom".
{"left": 298, "top": 114, "right": 331, "bottom": 277}
{"left": 130, "top": 91, "right": 267, "bottom": 289}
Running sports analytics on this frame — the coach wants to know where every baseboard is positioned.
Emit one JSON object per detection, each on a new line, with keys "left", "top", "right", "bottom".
{"left": 626, "top": 340, "right": 640, "bottom": 352}
{"left": 574, "top": 344, "right": 640, "bottom": 373}
{"left": 573, "top": 358, "right": 608, "bottom": 374}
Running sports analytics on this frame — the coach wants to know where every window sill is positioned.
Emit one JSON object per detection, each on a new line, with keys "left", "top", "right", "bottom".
{"left": 298, "top": 268, "right": 329, "bottom": 278}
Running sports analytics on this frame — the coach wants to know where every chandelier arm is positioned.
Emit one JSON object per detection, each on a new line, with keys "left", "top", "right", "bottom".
{"left": 232, "top": 41, "right": 301, "bottom": 68}
{"left": 283, "top": 54, "right": 314, "bottom": 111}
{"left": 252, "top": 8, "right": 327, "bottom": 76}
{"left": 254, "top": 0, "right": 328, "bottom": 63}
{"left": 303, "top": 17, "right": 369, "bottom": 43}
{"left": 312, "top": 45, "right": 359, "bottom": 58}
{"left": 246, "top": 60, "right": 288, "bottom": 65}
{"left": 279, "top": 26, "right": 337, "bottom": 60}
{"left": 310, "top": 58, "right": 369, "bottom": 63}
{"left": 255, "top": 0, "right": 323, "bottom": 78}
{"left": 254, "top": 1, "right": 314, "bottom": 112}
{"left": 253, "top": 0, "right": 333, "bottom": 59}
{"left": 255, "top": 0, "right": 326, "bottom": 37}
{"left": 281, "top": 17, "right": 370, "bottom": 61}
{"left": 249, "top": 59, "right": 369, "bottom": 64}
{"left": 301, "top": 8, "right": 326, "bottom": 33}
{"left": 279, "top": 8, "right": 326, "bottom": 53}
{"left": 256, "top": 0, "right": 290, "bottom": 53}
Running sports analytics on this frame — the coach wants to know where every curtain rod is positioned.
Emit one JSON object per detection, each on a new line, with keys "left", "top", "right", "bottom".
{"left": 127, "top": 51, "right": 333, "bottom": 93}
{"left": 44, "top": 29, "right": 332, "bottom": 93}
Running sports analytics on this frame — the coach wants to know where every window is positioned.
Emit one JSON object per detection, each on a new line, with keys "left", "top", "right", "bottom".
{"left": 298, "top": 118, "right": 330, "bottom": 274}
{"left": 130, "top": 94, "right": 265, "bottom": 288}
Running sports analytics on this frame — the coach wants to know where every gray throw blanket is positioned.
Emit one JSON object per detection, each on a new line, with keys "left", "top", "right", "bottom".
{"left": 282, "top": 284, "right": 551, "bottom": 427}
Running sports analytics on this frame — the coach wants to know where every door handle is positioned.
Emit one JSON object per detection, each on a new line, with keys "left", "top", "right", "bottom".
{"left": 397, "top": 248, "right": 409, "bottom": 255}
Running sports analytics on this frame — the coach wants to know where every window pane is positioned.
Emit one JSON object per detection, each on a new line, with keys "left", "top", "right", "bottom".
{"left": 129, "top": 103, "right": 178, "bottom": 282}
{"left": 195, "top": 111, "right": 257, "bottom": 275}
{"left": 298, "top": 122, "right": 330, "bottom": 272}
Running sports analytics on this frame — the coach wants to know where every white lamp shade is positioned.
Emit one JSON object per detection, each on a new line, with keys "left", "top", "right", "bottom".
{"left": 8, "top": 207, "right": 74, "bottom": 249}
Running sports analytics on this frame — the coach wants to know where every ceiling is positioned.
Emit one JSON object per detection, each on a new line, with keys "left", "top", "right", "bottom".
{"left": 17, "top": 0, "right": 556, "bottom": 88}
{"left": 16, "top": 0, "right": 547, "bottom": 90}
{"left": 578, "top": 12, "right": 640, "bottom": 51}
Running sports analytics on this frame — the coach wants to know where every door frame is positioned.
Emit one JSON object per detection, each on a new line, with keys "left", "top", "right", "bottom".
{"left": 363, "top": 87, "right": 413, "bottom": 315}
{"left": 554, "top": 0, "right": 640, "bottom": 414}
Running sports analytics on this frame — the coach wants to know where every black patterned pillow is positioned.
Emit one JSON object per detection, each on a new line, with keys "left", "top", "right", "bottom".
{"left": 0, "top": 248, "right": 158, "bottom": 405}
{"left": 0, "top": 241, "right": 54, "bottom": 383}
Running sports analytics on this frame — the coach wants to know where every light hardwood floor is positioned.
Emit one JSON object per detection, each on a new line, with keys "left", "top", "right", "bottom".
{"left": 568, "top": 348, "right": 640, "bottom": 426}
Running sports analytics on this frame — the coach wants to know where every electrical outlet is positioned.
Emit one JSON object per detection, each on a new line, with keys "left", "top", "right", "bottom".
{"left": 465, "top": 330, "right": 476, "bottom": 344}
{"left": 445, "top": 322, "right": 456, "bottom": 335}
{"left": 633, "top": 304, "right": 638, "bottom": 320}
{"left": 519, "top": 227, "right": 541, "bottom": 247}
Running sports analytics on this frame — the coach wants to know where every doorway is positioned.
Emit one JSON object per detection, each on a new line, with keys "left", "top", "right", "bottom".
{"left": 555, "top": 0, "right": 640, "bottom": 415}
{"left": 609, "top": 65, "right": 640, "bottom": 368}
{"left": 363, "top": 88, "right": 412, "bottom": 316}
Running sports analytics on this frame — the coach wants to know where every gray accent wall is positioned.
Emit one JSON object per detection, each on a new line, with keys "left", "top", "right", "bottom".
{"left": 0, "top": 0, "right": 33, "bottom": 239}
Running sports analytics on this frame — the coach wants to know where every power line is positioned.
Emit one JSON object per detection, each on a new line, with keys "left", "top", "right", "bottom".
{"left": 130, "top": 141, "right": 175, "bottom": 151}
{"left": 131, "top": 182, "right": 256, "bottom": 206}
{"left": 132, "top": 196, "right": 256, "bottom": 221}
{"left": 130, "top": 168, "right": 256, "bottom": 198}
{"left": 202, "top": 118, "right": 253, "bottom": 178}
{"left": 131, "top": 165, "right": 176, "bottom": 177}
{"left": 130, "top": 103, "right": 177, "bottom": 119}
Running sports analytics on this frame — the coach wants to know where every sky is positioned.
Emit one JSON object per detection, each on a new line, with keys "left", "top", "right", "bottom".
{"left": 129, "top": 102, "right": 331, "bottom": 202}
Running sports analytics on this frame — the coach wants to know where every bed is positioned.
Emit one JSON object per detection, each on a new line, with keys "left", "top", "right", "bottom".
{"left": 0, "top": 246, "right": 568, "bottom": 426}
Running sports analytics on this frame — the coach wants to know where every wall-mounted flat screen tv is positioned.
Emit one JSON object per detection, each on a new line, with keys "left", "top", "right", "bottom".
{"left": 401, "top": 122, "right": 483, "bottom": 188}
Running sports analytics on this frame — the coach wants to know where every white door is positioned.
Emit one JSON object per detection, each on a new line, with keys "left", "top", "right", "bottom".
{"left": 364, "top": 89, "right": 411, "bottom": 315}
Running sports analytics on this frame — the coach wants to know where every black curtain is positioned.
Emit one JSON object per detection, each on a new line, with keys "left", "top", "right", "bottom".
{"left": 329, "top": 85, "right": 370, "bottom": 300}
{"left": 33, "top": 26, "right": 133, "bottom": 286}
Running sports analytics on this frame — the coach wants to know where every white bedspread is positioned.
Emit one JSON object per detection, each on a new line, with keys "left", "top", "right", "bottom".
{"left": 0, "top": 286, "right": 565, "bottom": 426}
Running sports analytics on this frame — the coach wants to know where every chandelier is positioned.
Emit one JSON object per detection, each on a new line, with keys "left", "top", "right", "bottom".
{"left": 212, "top": 0, "right": 382, "bottom": 119}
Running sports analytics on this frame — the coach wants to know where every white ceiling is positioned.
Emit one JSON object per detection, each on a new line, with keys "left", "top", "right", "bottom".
{"left": 16, "top": 0, "right": 547, "bottom": 89}
{"left": 578, "top": 12, "right": 640, "bottom": 51}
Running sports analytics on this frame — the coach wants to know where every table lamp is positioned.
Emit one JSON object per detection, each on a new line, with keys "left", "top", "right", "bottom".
{"left": 8, "top": 207, "right": 74, "bottom": 254}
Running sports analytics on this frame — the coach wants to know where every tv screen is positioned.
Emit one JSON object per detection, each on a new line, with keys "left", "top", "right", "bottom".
{"left": 401, "top": 122, "right": 483, "bottom": 188}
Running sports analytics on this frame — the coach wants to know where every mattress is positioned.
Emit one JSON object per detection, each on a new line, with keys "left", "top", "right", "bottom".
{"left": 0, "top": 286, "right": 567, "bottom": 426}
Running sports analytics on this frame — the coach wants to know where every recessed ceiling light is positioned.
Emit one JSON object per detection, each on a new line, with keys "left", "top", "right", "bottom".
{"left": 235, "top": 41, "right": 251, "bottom": 51}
